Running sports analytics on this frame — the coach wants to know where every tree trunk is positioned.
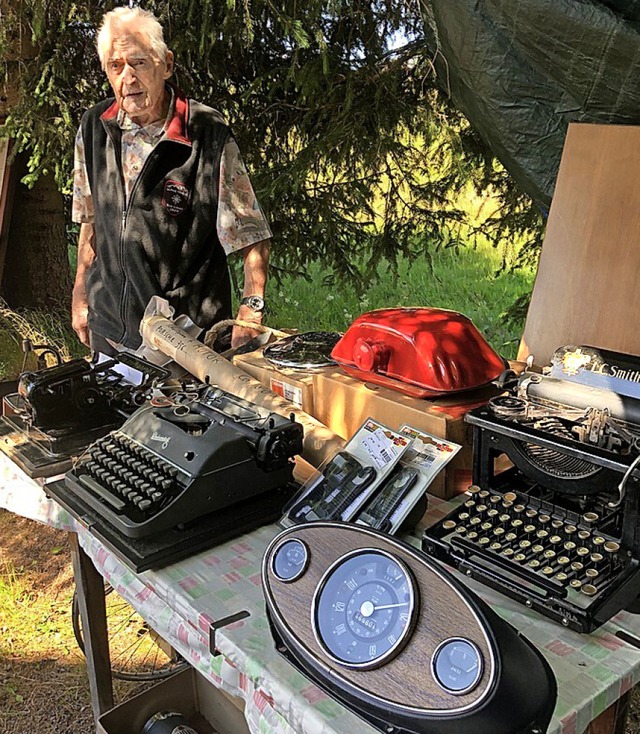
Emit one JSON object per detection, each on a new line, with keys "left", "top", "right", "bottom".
{"left": 0, "top": 152, "right": 71, "bottom": 311}
{"left": 0, "top": 1, "right": 71, "bottom": 312}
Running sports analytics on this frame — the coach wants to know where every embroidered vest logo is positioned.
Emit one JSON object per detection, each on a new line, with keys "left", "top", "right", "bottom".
{"left": 162, "top": 180, "right": 190, "bottom": 216}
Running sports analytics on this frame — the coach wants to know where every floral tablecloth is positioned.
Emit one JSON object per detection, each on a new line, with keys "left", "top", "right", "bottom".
{"left": 2, "top": 451, "right": 640, "bottom": 734}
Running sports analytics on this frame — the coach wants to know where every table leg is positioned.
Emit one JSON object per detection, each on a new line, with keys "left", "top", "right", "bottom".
{"left": 69, "top": 532, "right": 114, "bottom": 723}
{"left": 587, "top": 691, "right": 630, "bottom": 734}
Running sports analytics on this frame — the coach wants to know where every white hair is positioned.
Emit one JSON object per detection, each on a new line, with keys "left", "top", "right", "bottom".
{"left": 97, "top": 7, "right": 169, "bottom": 69}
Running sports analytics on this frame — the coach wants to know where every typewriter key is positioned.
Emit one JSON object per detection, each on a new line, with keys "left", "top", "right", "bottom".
{"left": 442, "top": 519, "right": 456, "bottom": 529}
{"left": 585, "top": 568, "right": 599, "bottom": 579}
{"left": 593, "top": 536, "right": 606, "bottom": 546}
{"left": 583, "top": 512, "right": 599, "bottom": 524}
{"left": 532, "top": 544, "right": 544, "bottom": 555}
{"left": 571, "top": 562, "right": 584, "bottom": 572}
{"left": 490, "top": 542, "right": 502, "bottom": 552}
{"left": 502, "top": 547, "right": 515, "bottom": 557}
{"left": 503, "top": 492, "right": 518, "bottom": 503}
{"left": 494, "top": 527, "right": 506, "bottom": 537}
{"left": 549, "top": 535, "right": 563, "bottom": 545}
{"left": 478, "top": 490, "right": 490, "bottom": 499}
{"left": 458, "top": 512, "right": 470, "bottom": 522}
{"left": 578, "top": 530, "right": 591, "bottom": 541}
{"left": 467, "top": 531, "right": 479, "bottom": 541}
{"left": 541, "top": 566, "right": 555, "bottom": 576}
{"left": 514, "top": 553, "right": 526, "bottom": 563}
{"left": 487, "top": 509, "right": 499, "bottom": 519}
{"left": 539, "top": 514, "right": 551, "bottom": 524}
{"left": 519, "top": 540, "right": 532, "bottom": 550}
{"left": 528, "top": 559, "right": 541, "bottom": 569}
{"left": 564, "top": 541, "right": 577, "bottom": 552}
{"left": 564, "top": 525, "right": 577, "bottom": 536}
{"left": 525, "top": 508, "right": 538, "bottom": 519}
{"left": 479, "top": 537, "right": 491, "bottom": 546}
{"left": 512, "top": 519, "right": 524, "bottom": 529}
{"left": 604, "top": 541, "right": 620, "bottom": 554}
{"left": 454, "top": 526, "right": 467, "bottom": 535}
{"left": 557, "top": 556, "right": 570, "bottom": 566}
{"left": 543, "top": 550, "right": 556, "bottom": 560}
{"left": 464, "top": 499, "right": 476, "bottom": 509}
{"left": 582, "top": 584, "right": 598, "bottom": 596}
{"left": 502, "top": 501, "right": 514, "bottom": 510}
{"left": 476, "top": 504, "right": 488, "bottom": 515}
{"left": 499, "top": 513, "right": 511, "bottom": 524}
{"left": 570, "top": 579, "right": 583, "bottom": 589}
{"left": 590, "top": 553, "right": 604, "bottom": 564}
{"left": 536, "top": 529, "right": 549, "bottom": 540}
{"left": 524, "top": 524, "right": 536, "bottom": 535}
{"left": 513, "top": 504, "right": 526, "bottom": 514}
{"left": 490, "top": 495, "right": 502, "bottom": 504}
{"left": 555, "top": 572, "right": 569, "bottom": 583}
{"left": 470, "top": 517, "right": 482, "bottom": 526}
{"left": 576, "top": 547, "right": 590, "bottom": 557}
{"left": 551, "top": 519, "right": 564, "bottom": 530}
{"left": 468, "top": 485, "right": 481, "bottom": 495}
{"left": 481, "top": 522, "right": 493, "bottom": 532}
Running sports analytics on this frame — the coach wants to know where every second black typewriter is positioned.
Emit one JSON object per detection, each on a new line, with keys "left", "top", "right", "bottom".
{"left": 46, "top": 385, "right": 303, "bottom": 570}
{"left": 423, "top": 346, "right": 640, "bottom": 633}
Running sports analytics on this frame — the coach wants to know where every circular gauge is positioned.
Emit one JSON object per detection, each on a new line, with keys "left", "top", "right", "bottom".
{"left": 431, "top": 638, "right": 483, "bottom": 695}
{"left": 272, "top": 539, "right": 309, "bottom": 582}
{"left": 312, "top": 549, "right": 418, "bottom": 669}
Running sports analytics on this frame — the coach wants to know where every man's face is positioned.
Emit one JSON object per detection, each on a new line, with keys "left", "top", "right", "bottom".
{"left": 105, "top": 32, "right": 174, "bottom": 126}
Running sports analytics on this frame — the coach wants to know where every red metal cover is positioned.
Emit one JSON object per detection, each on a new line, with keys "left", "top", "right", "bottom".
{"left": 331, "top": 308, "right": 506, "bottom": 398}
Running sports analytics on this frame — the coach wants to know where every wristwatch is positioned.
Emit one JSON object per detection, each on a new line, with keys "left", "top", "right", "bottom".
{"left": 241, "top": 295, "right": 266, "bottom": 313}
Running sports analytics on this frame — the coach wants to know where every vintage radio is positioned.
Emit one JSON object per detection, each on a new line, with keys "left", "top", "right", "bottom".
{"left": 423, "top": 349, "right": 640, "bottom": 632}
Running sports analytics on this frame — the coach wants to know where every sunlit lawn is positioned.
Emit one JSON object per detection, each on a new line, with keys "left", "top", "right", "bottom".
{"left": 267, "top": 240, "right": 535, "bottom": 360}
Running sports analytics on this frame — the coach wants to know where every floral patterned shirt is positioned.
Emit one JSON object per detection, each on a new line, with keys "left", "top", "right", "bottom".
{"left": 72, "top": 90, "right": 272, "bottom": 256}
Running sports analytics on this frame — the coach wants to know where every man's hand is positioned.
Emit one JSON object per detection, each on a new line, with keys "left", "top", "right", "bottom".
{"left": 72, "top": 293, "right": 90, "bottom": 347}
{"left": 72, "top": 223, "right": 96, "bottom": 348}
{"left": 231, "top": 304, "right": 264, "bottom": 350}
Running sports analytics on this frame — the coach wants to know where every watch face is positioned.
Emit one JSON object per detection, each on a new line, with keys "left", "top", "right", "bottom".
{"left": 313, "top": 549, "right": 417, "bottom": 669}
{"left": 243, "top": 296, "right": 265, "bottom": 311}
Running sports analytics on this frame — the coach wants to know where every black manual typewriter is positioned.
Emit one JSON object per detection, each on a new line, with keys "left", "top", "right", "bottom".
{"left": 0, "top": 352, "right": 168, "bottom": 477}
{"left": 423, "top": 346, "right": 640, "bottom": 633}
{"left": 46, "top": 385, "right": 304, "bottom": 571}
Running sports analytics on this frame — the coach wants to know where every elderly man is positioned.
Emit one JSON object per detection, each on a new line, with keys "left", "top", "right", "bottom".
{"left": 72, "top": 7, "right": 270, "bottom": 354}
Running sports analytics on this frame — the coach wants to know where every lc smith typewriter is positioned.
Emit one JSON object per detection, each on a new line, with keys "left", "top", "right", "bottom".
{"left": 423, "top": 346, "right": 640, "bottom": 633}
{"left": 46, "top": 384, "right": 304, "bottom": 571}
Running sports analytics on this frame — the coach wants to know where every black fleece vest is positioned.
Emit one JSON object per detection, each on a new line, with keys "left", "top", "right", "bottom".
{"left": 80, "top": 90, "right": 232, "bottom": 349}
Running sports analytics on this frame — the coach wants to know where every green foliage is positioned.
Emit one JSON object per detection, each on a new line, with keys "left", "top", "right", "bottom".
{"left": 266, "top": 234, "right": 535, "bottom": 360}
{"left": 1, "top": 0, "right": 544, "bottom": 284}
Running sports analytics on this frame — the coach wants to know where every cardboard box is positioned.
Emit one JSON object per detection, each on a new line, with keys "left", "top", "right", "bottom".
{"left": 97, "top": 667, "right": 249, "bottom": 734}
{"left": 233, "top": 349, "right": 318, "bottom": 414}
{"left": 312, "top": 369, "right": 497, "bottom": 499}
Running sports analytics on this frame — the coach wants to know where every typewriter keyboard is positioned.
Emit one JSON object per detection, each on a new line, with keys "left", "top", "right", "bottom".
{"left": 67, "top": 432, "right": 183, "bottom": 523}
{"left": 423, "top": 486, "right": 626, "bottom": 606}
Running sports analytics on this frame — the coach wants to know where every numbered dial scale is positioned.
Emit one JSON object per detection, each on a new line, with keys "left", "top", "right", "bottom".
{"left": 313, "top": 550, "right": 417, "bottom": 669}
{"left": 262, "top": 523, "right": 556, "bottom": 734}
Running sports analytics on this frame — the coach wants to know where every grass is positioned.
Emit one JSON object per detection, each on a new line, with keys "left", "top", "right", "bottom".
{"left": 265, "top": 240, "right": 535, "bottom": 360}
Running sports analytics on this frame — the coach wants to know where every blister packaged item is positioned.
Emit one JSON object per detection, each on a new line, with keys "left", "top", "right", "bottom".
{"left": 355, "top": 425, "right": 461, "bottom": 534}
{"left": 281, "top": 419, "right": 410, "bottom": 527}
